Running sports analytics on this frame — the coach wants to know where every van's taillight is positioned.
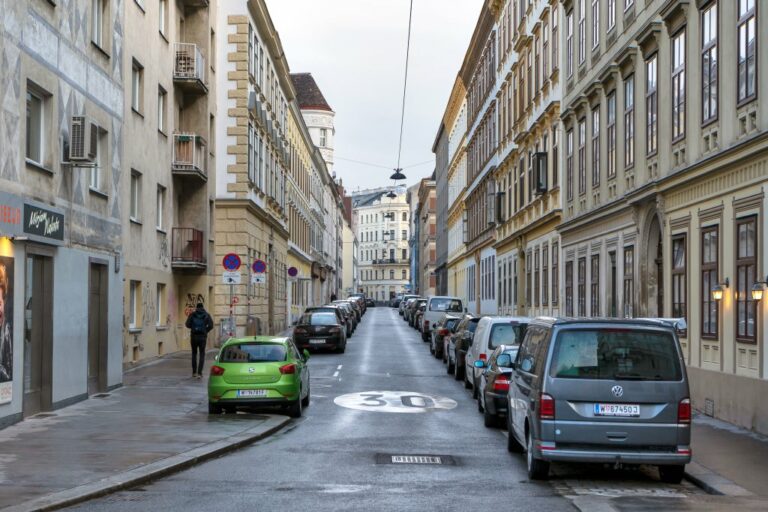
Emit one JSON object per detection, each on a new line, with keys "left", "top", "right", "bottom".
{"left": 279, "top": 364, "right": 296, "bottom": 375}
{"left": 539, "top": 393, "right": 555, "bottom": 419}
{"left": 210, "top": 365, "right": 225, "bottom": 376}
{"left": 492, "top": 376, "right": 510, "bottom": 392}
{"left": 678, "top": 398, "right": 691, "bottom": 424}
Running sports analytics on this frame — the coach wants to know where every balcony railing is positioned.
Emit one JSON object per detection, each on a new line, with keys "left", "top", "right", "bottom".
{"left": 173, "top": 43, "right": 207, "bottom": 93}
{"left": 371, "top": 258, "right": 409, "bottom": 265}
{"left": 171, "top": 228, "right": 206, "bottom": 271}
{"left": 172, "top": 133, "right": 207, "bottom": 181}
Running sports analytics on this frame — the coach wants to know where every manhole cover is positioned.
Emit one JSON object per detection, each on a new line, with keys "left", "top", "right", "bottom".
{"left": 375, "top": 453, "right": 457, "bottom": 465}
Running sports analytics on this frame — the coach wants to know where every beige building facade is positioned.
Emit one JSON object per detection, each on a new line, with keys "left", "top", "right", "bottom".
{"left": 417, "top": 179, "right": 438, "bottom": 297}
{"left": 558, "top": 0, "right": 768, "bottom": 433}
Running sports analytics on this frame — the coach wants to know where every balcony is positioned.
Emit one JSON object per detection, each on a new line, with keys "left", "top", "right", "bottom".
{"left": 171, "top": 228, "right": 206, "bottom": 272}
{"left": 172, "top": 133, "right": 207, "bottom": 182}
{"left": 173, "top": 43, "right": 207, "bottom": 94}
{"left": 371, "top": 258, "right": 409, "bottom": 265}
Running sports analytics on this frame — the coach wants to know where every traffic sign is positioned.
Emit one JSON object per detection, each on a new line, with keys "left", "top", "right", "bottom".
{"left": 287, "top": 266, "right": 298, "bottom": 277}
{"left": 222, "top": 271, "right": 241, "bottom": 284}
{"left": 251, "top": 274, "right": 266, "bottom": 284}
{"left": 252, "top": 259, "right": 267, "bottom": 273}
{"left": 222, "top": 253, "right": 241, "bottom": 271}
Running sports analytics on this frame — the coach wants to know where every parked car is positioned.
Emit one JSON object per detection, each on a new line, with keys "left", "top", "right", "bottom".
{"left": 403, "top": 297, "right": 421, "bottom": 323}
{"left": 292, "top": 308, "right": 347, "bottom": 353}
{"left": 326, "top": 303, "right": 355, "bottom": 337}
{"left": 208, "top": 336, "right": 310, "bottom": 418}
{"left": 466, "top": 317, "right": 530, "bottom": 397}
{"left": 475, "top": 344, "right": 519, "bottom": 428}
{"left": 449, "top": 315, "right": 480, "bottom": 380}
{"left": 390, "top": 294, "right": 404, "bottom": 308}
{"left": 407, "top": 299, "right": 427, "bottom": 327}
{"left": 334, "top": 300, "right": 360, "bottom": 325}
{"left": 365, "top": 298, "right": 375, "bottom": 307}
{"left": 414, "top": 303, "right": 427, "bottom": 334}
{"left": 423, "top": 296, "right": 464, "bottom": 342}
{"left": 430, "top": 315, "right": 461, "bottom": 360}
{"left": 347, "top": 293, "right": 367, "bottom": 314}
{"left": 506, "top": 318, "right": 691, "bottom": 482}
{"left": 343, "top": 298, "right": 363, "bottom": 322}
{"left": 399, "top": 294, "right": 419, "bottom": 316}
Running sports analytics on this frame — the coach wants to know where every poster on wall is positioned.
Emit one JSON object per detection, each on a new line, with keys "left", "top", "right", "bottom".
{"left": 0, "top": 256, "right": 13, "bottom": 404}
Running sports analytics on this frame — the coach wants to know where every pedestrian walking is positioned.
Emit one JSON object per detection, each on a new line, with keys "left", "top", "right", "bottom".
{"left": 330, "top": 292, "right": 337, "bottom": 301}
{"left": 185, "top": 303, "right": 214, "bottom": 379}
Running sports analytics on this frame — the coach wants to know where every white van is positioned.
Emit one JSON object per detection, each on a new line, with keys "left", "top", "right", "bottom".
{"left": 465, "top": 316, "right": 530, "bottom": 396}
{"left": 422, "top": 296, "right": 464, "bottom": 341}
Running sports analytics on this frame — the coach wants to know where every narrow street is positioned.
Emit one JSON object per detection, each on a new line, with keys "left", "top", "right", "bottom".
{"left": 68, "top": 308, "right": 706, "bottom": 512}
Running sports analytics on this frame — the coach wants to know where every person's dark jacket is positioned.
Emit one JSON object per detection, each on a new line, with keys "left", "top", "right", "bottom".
{"left": 185, "top": 307, "right": 214, "bottom": 340}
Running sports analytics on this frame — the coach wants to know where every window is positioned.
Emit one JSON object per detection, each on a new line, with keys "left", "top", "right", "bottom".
{"left": 390, "top": 270, "right": 395, "bottom": 280}
{"left": 25, "top": 87, "right": 45, "bottom": 166}
{"left": 701, "top": 226, "right": 718, "bottom": 337}
{"left": 401, "top": 230, "right": 407, "bottom": 241}
{"left": 129, "top": 280, "right": 140, "bottom": 329}
{"left": 319, "top": 128, "right": 327, "bottom": 147}
{"left": 402, "top": 269, "right": 407, "bottom": 280}
{"left": 131, "top": 59, "right": 143, "bottom": 113}
{"left": 700, "top": 3, "right": 719, "bottom": 125}
{"left": 566, "top": 11, "right": 574, "bottom": 77}
{"left": 590, "top": 254, "right": 599, "bottom": 316}
{"left": 624, "top": 75, "right": 634, "bottom": 168}
{"left": 607, "top": 92, "right": 616, "bottom": 178}
{"left": 577, "top": 257, "right": 586, "bottom": 316}
{"left": 671, "top": 30, "right": 686, "bottom": 141}
{"left": 157, "top": 86, "right": 166, "bottom": 133}
{"left": 90, "top": 127, "right": 107, "bottom": 192}
{"left": 534, "top": 248, "right": 540, "bottom": 307}
{"left": 738, "top": 0, "right": 757, "bottom": 103}
{"left": 551, "top": 242, "right": 558, "bottom": 305}
{"left": 735, "top": 217, "right": 757, "bottom": 342}
{"left": 92, "top": 0, "right": 107, "bottom": 49}
{"left": 130, "top": 170, "right": 141, "bottom": 221}
{"left": 156, "top": 283, "right": 166, "bottom": 326}
{"left": 402, "top": 212, "right": 408, "bottom": 221}
{"left": 526, "top": 252, "right": 532, "bottom": 307}
{"left": 156, "top": 185, "right": 166, "bottom": 230}
{"left": 625, "top": 0, "right": 634, "bottom": 10}
{"left": 607, "top": 0, "right": 616, "bottom": 31}
{"left": 552, "top": 125, "right": 559, "bottom": 187}
{"left": 623, "top": 246, "right": 634, "bottom": 317}
{"left": 551, "top": 8, "right": 558, "bottom": 72}
{"left": 591, "top": 0, "right": 600, "bottom": 49}
{"left": 543, "top": 20, "right": 549, "bottom": 78}
{"left": 565, "top": 260, "right": 574, "bottom": 316}
{"left": 566, "top": 129, "right": 574, "bottom": 201}
{"left": 159, "top": 0, "right": 167, "bottom": 36}
{"left": 646, "top": 55, "right": 658, "bottom": 155}
{"left": 578, "top": 0, "right": 586, "bottom": 64}
{"left": 671, "top": 234, "right": 687, "bottom": 322}
{"left": 591, "top": 107, "right": 600, "bottom": 187}
{"left": 542, "top": 245, "right": 549, "bottom": 306}
{"left": 578, "top": 118, "right": 586, "bottom": 195}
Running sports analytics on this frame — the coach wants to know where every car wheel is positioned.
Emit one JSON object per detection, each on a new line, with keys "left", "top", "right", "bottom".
{"left": 288, "top": 395, "right": 303, "bottom": 418}
{"left": 302, "top": 383, "right": 310, "bottom": 407}
{"left": 658, "top": 465, "right": 685, "bottom": 484}
{"left": 434, "top": 347, "right": 441, "bottom": 359}
{"left": 337, "top": 344, "right": 346, "bottom": 354}
{"left": 477, "top": 393, "right": 484, "bottom": 413}
{"left": 506, "top": 416, "right": 524, "bottom": 452}
{"left": 208, "top": 402, "right": 222, "bottom": 415}
{"left": 454, "top": 364, "right": 463, "bottom": 380}
{"left": 483, "top": 403, "right": 499, "bottom": 428}
{"left": 429, "top": 342, "right": 435, "bottom": 355}
{"left": 446, "top": 361, "right": 454, "bottom": 374}
{"left": 464, "top": 371, "right": 472, "bottom": 389}
{"left": 526, "top": 430, "right": 550, "bottom": 480}
{"left": 471, "top": 377, "right": 479, "bottom": 399}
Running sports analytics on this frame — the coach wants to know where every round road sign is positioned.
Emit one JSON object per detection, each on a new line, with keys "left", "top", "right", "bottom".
{"left": 222, "top": 253, "right": 241, "bottom": 271}
{"left": 333, "top": 391, "right": 457, "bottom": 414}
{"left": 252, "top": 259, "right": 267, "bottom": 273}
{"left": 287, "top": 266, "right": 298, "bottom": 277}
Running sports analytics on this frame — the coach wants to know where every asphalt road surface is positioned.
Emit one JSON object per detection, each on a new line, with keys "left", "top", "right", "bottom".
{"left": 69, "top": 307, "right": 706, "bottom": 512}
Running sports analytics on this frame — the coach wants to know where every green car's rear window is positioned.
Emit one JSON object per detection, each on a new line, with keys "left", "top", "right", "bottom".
{"left": 220, "top": 344, "right": 286, "bottom": 363}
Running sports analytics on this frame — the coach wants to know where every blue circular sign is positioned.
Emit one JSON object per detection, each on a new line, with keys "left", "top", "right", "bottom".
{"left": 222, "top": 253, "right": 241, "bottom": 271}
{"left": 252, "top": 259, "right": 267, "bottom": 273}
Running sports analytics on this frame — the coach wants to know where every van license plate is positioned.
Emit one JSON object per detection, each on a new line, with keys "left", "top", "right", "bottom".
{"left": 309, "top": 339, "right": 325, "bottom": 344}
{"left": 237, "top": 389, "right": 267, "bottom": 397}
{"left": 594, "top": 403, "right": 640, "bottom": 417}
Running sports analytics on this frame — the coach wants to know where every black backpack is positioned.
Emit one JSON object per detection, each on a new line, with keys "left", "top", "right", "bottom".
{"left": 190, "top": 313, "right": 207, "bottom": 335}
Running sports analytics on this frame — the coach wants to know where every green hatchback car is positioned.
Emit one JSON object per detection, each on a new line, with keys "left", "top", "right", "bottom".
{"left": 208, "top": 336, "right": 310, "bottom": 418}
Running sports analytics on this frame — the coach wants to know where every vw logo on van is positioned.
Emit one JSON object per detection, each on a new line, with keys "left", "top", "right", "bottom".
{"left": 611, "top": 385, "right": 624, "bottom": 398}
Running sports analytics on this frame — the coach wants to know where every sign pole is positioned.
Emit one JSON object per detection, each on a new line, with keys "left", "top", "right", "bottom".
{"left": 229, "top": 282, "right": 234, "bottom": 337}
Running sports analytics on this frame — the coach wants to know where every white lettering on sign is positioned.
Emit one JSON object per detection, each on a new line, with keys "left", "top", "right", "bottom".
{"left": 28, "top": 210, "right": 61, "bottom": 236}
{"left": 333, "top": 391, "right": 457, "bottom": 414}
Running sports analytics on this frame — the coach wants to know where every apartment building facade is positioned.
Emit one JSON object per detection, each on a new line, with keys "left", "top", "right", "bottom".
{"left": 0, "top": 0, "right": 125, "bottom": 426}
{"left": 558, "top": 0, "right": 768, "bottom": 433}
{"left": 446, "top": 91, "right": 468, "bottom": 304}
{"left": 416, "top": 178, "right": 438, "bottom": 297}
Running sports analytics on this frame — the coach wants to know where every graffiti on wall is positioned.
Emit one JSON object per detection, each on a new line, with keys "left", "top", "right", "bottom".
{"left": 184, "top": 293, "right": 205, "bottom": 318}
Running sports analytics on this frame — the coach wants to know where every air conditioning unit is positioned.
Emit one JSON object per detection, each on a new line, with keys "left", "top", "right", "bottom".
{"left": 69, "top": 116, "right": 99, "bottom": 162}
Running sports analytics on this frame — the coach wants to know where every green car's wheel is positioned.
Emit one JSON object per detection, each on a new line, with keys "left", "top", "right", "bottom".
{"left": 288, "top": 394, "right": 303, "bottom": 418}
{"left": 302, "top": 384, "right": 310, "bottom": 407}
{"left": 208, "top": 402, "right": 222, "bottom": 415}
{"left": 224, "top": 405, "right": 237, "bottom": 414}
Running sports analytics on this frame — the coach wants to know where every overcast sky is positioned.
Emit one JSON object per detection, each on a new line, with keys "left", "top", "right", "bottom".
{"left": 265, "top": 0, "right": 483, "bottom": 193}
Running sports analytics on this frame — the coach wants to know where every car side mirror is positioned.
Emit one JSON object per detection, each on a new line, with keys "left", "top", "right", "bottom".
{"left": 473, "top": 360, "right": 485, "bottom": 368}
{"left": 303, "top": 349, "right": 310, "bottom": 360}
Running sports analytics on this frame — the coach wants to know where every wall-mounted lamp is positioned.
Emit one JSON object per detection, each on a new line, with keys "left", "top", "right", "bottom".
{"left": 711, "top": 277, "right": 729, "bottom": 301}
{"left": 752, "top": 275, "right": 768, "bottom": 301}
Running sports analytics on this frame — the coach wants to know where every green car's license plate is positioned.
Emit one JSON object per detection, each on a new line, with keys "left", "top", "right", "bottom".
{"left": 237, "top": 389, "right": 267, "bottom": 397}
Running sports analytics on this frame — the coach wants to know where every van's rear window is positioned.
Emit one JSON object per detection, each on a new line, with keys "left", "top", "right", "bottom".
{"left": 220, "top": 344, "right": 286, "bottom": 363}
{"left": 550, "top": 329, "right": 682, "bottom": 381}
{"left": 429, "top": 298, "right": 463, "bottom": 312}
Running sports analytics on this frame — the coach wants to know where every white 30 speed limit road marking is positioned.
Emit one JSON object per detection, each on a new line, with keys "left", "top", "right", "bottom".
{"left": 334, "top": 391, "right": 457, "bottom": 413}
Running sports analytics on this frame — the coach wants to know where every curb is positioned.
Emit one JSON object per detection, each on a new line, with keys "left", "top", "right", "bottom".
{"left": 2, "top": 415, "right": 291, "bottom": 512}
{"left": 683, "top": 461, "right": 755, "bottom": 497}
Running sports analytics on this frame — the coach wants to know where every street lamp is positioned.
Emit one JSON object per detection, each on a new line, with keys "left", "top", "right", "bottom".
{"left": 752, "top": 275, "right": 768, "bottom": 301}
{"left": 711, "top": 277, "right": 729, "bottom": 301}
{"left": 390, "top": 168, "right": 406, "bottom": 180}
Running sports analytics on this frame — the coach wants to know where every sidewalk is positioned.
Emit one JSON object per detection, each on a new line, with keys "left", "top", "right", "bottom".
{"left": 0, "top": 351, "right": 290, "bottom": 512}
{"left": 686, "top": 413, "right": 768, "bottom": 497}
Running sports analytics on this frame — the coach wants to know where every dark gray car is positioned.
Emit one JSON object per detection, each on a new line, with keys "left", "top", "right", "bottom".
{"left": 506, "top": 318, "right": 691, "bottom": 483}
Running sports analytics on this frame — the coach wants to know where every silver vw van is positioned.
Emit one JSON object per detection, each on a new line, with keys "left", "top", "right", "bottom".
{"left": 506, "top": 318, "right": 691, "bottom": 482}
